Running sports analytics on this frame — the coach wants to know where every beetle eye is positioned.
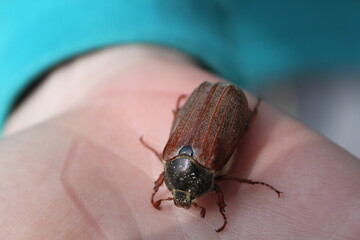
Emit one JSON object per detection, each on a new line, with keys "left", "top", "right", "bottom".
{"left": 179, "top": 145, "right": 194, "bottom": 157}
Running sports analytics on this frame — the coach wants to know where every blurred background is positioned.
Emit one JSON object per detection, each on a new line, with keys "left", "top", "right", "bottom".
{"left": 258, "top": 72, "right": 360, "bottom": 158}
{"left": 0, "top": 1, "right": 359, "bottom": 157}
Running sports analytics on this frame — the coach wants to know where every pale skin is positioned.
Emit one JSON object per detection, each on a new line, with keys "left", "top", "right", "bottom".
{"left": 0, "top": 45, "right": 359, "bottom": 240}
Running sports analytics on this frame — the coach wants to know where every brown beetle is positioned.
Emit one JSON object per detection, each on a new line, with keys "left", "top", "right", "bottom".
{"left": 140, "top": 81, "right": 282, "bottom": 232}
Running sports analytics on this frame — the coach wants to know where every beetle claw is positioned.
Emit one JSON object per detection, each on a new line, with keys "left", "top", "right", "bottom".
{"left": 192, "top": 202, "right": 206, "bottom": 218}
{"left": 153, "top": 200, "right": 162, "bottom": 210}
{"left": 200, "top": 209, "right": 206, "bottom": 218}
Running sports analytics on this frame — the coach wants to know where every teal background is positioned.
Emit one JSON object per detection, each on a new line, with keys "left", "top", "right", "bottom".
{"left": 1, "top": 0, "right": 360, "bottom": 130}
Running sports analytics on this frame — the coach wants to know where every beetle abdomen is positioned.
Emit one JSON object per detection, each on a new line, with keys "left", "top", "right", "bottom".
{"left": 163, "top": 82, "right": 248, "bottom": 171}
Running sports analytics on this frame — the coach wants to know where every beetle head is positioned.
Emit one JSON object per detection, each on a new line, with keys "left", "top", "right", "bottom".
{"left": 172, "top": 190, "right": 193, "bottom": 209}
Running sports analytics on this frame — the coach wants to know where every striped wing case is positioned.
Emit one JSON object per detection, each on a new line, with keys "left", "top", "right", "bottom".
{"left": 162, "top": 82, "right": 249, "bottom": 171}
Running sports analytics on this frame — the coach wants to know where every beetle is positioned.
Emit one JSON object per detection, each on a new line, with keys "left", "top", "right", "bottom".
{"left": 140, "top": 81, "right": 282, "bottom": 232}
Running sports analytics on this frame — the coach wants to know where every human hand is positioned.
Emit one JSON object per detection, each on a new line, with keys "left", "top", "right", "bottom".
{"left": 1, "top": 45, "right": 359, "bottom": 239}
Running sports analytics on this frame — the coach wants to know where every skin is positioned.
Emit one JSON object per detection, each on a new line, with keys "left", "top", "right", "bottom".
{"left": 0, "top": 45, "right": 359, "bottom": 240}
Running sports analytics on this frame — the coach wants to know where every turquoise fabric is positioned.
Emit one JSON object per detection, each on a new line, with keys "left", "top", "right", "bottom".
{"left": 1, "top": 0, "right": 360, "bottom": 131}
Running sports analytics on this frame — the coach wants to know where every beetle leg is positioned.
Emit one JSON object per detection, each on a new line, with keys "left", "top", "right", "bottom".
{"left": 139, "top": 136, "right": 162, "bottom": 161}
{"left": 151, "top": 172, "right": 166, "bottom": 209}
{"left": 216, "top": 175, "right": 282, "bottom": 197}
{"left": 153, "top": 197, "right": 173, "bottom": 210}
{"left": 172, "top": 94, "right": 187, "bottom": 121}
{"left": 213, "top": 184, "right": 228, "bottom": 232}
{"left": 192, "top": 202, "right": 206, "bottom": 218}
{"left": 245, "top": 97, "right": 262, "bottom": 131}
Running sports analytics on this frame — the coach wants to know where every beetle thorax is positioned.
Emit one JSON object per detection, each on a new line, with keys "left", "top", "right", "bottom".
{"left": 164, "top": 151, "right": 214, "bottom": 208}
